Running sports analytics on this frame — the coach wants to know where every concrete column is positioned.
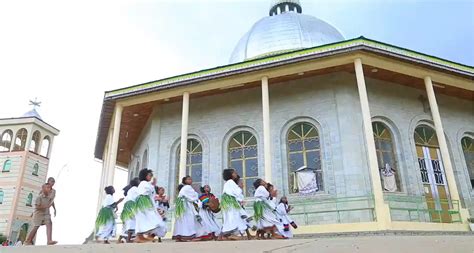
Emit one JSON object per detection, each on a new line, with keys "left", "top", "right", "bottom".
{"left": 47, "top": 136, "right": 54, "bottom": 158}
{"left": 178, "top": 92, "right": 190, "bottom": 181}
{"left": 97, "top": 130, "right": 111, "bottom": 213}
{"left": 424, "top": 76, "right": 468, "bottom": 221}
{"left": 261, "top": 76, "right": 272, "bottom": 183}
{"left": 106, "top": 105, "right": 123, "bottom": 186}
{"left": 354, "top": 58, "right": 391, "bottom": 229}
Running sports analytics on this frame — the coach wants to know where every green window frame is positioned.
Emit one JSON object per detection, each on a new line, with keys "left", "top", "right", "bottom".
{"left": 461, "top": 136, "right": 474, "bottom": 188}
{"left": 26, "top": 193, "right": 33, "bottom": 207}
{"left": 373, "top": 122, "right": 401, "bottom": 191}
{"left": 32, "top": 163, "right": 39, "bottom": 176}
{"left": 228, "top": 131, "right": 258, "bottom": 197}
{"left": 287, "top": 122, "right": 322, "bottom": 193}
{"left": 176, "top": 138, "right": 203, "bottom": 193}
{"left": 2, "top": 160, "right": 12, "bottom": 172}
{"left": 0, "top": 189, "right": 4, "bottom": 204}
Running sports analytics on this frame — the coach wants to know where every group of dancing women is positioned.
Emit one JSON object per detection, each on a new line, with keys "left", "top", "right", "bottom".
{"left": 95, "top": 168, "right": 297, "bottom": 243}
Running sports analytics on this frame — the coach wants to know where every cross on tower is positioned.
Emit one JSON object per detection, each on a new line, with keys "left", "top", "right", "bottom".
{"left": 29, "top": 98, "right": 42, "bottom": 110}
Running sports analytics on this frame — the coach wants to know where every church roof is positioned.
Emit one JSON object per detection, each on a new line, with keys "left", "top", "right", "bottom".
{"left": 94, "top": 36, "right": 474, "bottom": 162}
{"left": 104, "top": 36, "right": 474, "bottom": 101}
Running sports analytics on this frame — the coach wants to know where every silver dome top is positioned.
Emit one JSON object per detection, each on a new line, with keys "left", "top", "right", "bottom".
{"left": 229, "top": 1, "right": 344, "bottom": 63}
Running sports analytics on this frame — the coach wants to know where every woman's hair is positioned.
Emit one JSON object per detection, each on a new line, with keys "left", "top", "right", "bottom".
{"left": 130, "top": 177, "right": 140, "bottom": 187}
{"left": 253, "top": 178, "right": 263, "bottom": 189}
{"left": 123, "top": 177, "right": 140, "bottom": 196}
{"left": 104, "top": 186, "right": 114, "bottom": 195}
{"left": 200, "top": 185, "right": 210, "bottom": 193}
{"left": 223, "top": 168, "right": 234, "bottom": 181}
{"left": 279, "top": 196, "right": 287, "bottom": 204}
{"left": 266, "top": 183, "right": 273, "bottom": 191}
{"left": 181, "top": 175, "right": 191, "bottom": 185}
{"left": 177, "top": 184, "right": 184, "bottom": 192}
{"left": 122, "top": 185, "right": 131, "bottom": 196}
{"left": 139, "top": 168, "right": 152, "bottom": 181}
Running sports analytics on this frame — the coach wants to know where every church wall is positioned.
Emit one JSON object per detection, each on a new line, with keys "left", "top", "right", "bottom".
{"left": 142, "top": 72, "right": 376, "bottom": 224}
{"left": 130, "top": 70, "right": 473, "bottom": 224}
{"left": 23, "top": 153, "right": 49, "bottom": 187}
{"left": 365, "top": 75, "right": 474, "bottom": 220}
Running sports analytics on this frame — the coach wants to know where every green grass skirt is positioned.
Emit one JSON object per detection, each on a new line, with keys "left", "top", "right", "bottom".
{"left": 120, "top": 200, "right": 137, "bottom": 222}
{"left": 135, "top": 195, "right": 154, "bottom": 212}
{"left": 253, "top": 201, "right": 271, "bottom": 221}
{"left": 95, "top": 207, "right": 114, "bottom": 231}
{"left": 220, "top": 193, "right": 241, "bottom": 211}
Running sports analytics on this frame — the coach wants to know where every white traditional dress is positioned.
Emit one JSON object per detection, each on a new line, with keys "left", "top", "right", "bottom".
{"left": 134, "top": 181, "right": 167, "bottom": 236}
{"left": 221, "top": 179, "right": 248, "bottom": 235}
{"left": 121, "top": 186, "right": 139, "bottom": 234}
{"left": 173, "top": 185, "right": 209, "bottom": 239}
{"left": 253, "top": 186, "right": 283, "bottom": 231}
{"left": 198, "top": 193, "right": 222, "bottom": 235}
{"left": 95, "top": 194, "right": 117, "bottom": 240}
{"left": 276, "top": 202, "right": 294, "bottom": 238}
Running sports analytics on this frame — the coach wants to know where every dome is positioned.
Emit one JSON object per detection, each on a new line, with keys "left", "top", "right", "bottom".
{"left": 229, "top": 1, "right": 344, "bottom": 63}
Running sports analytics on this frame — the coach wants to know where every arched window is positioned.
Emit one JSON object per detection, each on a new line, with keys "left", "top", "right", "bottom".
{"left": 3, "top": 160, "right": 11, "bottom": 172}
{"left": 0, "top": 189, "right": 4, "bottom": 204}
{"left": 134, "top": 161, "right": 140, "bottom": 178}
{"left": 461, "top": 136, "right": 474, "bottom": 188}
{"left": 228, "top": 131, "right": 258, "bottom": 196}
{"left": 29, "top": 131, "right": 41, "bottom": 153}
{"left": 40, "top": 136, "right": 50, "bottom": 157}
{"left": 373, "top": 122, "right": 400, "bottom": 192}
{"left": 32, "top": 163, "right": 39, "bottom": 176}
{"left": 13, "top": 128, "right": 28, "bottom": 151}
{"left": 26, "top": 193, "right": 33, "bottom": 207}
{"left": 176, "top": 139, "right": 202, "bottom": 192}
{"left": 287, "top": 122, "right": 322, "bottom": 193}
{"left": 0, "top": 130, "right": 13, "bottom": 152}
{"left": 142, "top": 149, "right": 148, "bottom": 169}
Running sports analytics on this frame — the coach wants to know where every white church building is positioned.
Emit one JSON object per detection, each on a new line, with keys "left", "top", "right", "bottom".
{"left": 94, "top": 0, "right": 474, "bottom": 233}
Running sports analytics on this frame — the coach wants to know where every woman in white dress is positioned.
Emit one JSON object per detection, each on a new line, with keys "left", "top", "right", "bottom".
{"left": 173, "top": 176, "right": 211, "bottom": 241}
{"left": 221, "top": 169, "right": 248, "bottom": 240}
{"left": 119, "top": 177, "right": 140, "bottom": 243}
{"left": 95, "top": 186, "right": 124, "bottom": 244}
{"left": 134, "top": 169, "right": 167, "bottom": 243}
{"left": 253, "top": 179, "right": 285, "bottom": 239}
{"left": 276, "top": 196, "right": 297, "bottom": 238}
{"left": 198, "top": 185, "right": 222, "bottom": 238}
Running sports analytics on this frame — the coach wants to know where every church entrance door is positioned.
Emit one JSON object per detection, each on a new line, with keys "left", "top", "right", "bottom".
{"left": 416, "top": 145, "right": 451, "bottom": 223}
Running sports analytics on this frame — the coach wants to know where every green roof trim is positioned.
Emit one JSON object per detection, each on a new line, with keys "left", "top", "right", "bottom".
{"left": 105, "top": 37, "right": 474, "bottom": 99}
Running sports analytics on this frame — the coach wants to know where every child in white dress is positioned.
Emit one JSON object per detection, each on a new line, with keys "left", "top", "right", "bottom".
{"left": 221, "top": 169, "right": 248, "bottom": 240}
{"left": 119, "top": 177, "right": 140, "bottom": 243}
{"left": 253, "top": 179, "right": 284, "bottom": 239}
{"left": 134, "top": 169, "right": 167, "bottom": 243}
{"left": 198, "top": 185, "right": 222, "bottom": 239}
{"left": 95, "top": 186, "right": 124, "bottom": 244}
{"left": 173, "top": 176, "right": 211, "bottom": 241}
{"left": 276, "top": 196, "right": 298, "bottom": 238}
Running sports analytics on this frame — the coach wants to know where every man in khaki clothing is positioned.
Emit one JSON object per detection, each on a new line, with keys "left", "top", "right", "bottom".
{"left": 24, "top": 183, "right": 57, "bottom": 245}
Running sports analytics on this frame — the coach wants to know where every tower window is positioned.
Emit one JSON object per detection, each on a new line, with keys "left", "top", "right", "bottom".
{"left": 2, "top": 160, "right": 12, "bottom": 172}
{"left": 26, "top": 193, "right": 33, "bottom": 207}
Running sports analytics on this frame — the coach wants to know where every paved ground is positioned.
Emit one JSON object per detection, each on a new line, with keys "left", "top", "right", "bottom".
{"left": 1, "top": 235, "right": 474, "bottom": 253}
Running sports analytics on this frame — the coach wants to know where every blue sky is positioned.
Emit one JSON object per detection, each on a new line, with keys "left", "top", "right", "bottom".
{"left": 0, "top": 0, "right": 472, "bottom": 245}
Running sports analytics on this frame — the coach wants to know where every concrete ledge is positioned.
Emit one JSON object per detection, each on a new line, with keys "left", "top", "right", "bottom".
{"left": 4, "top": 236, "right": 474, "bottom": 253}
